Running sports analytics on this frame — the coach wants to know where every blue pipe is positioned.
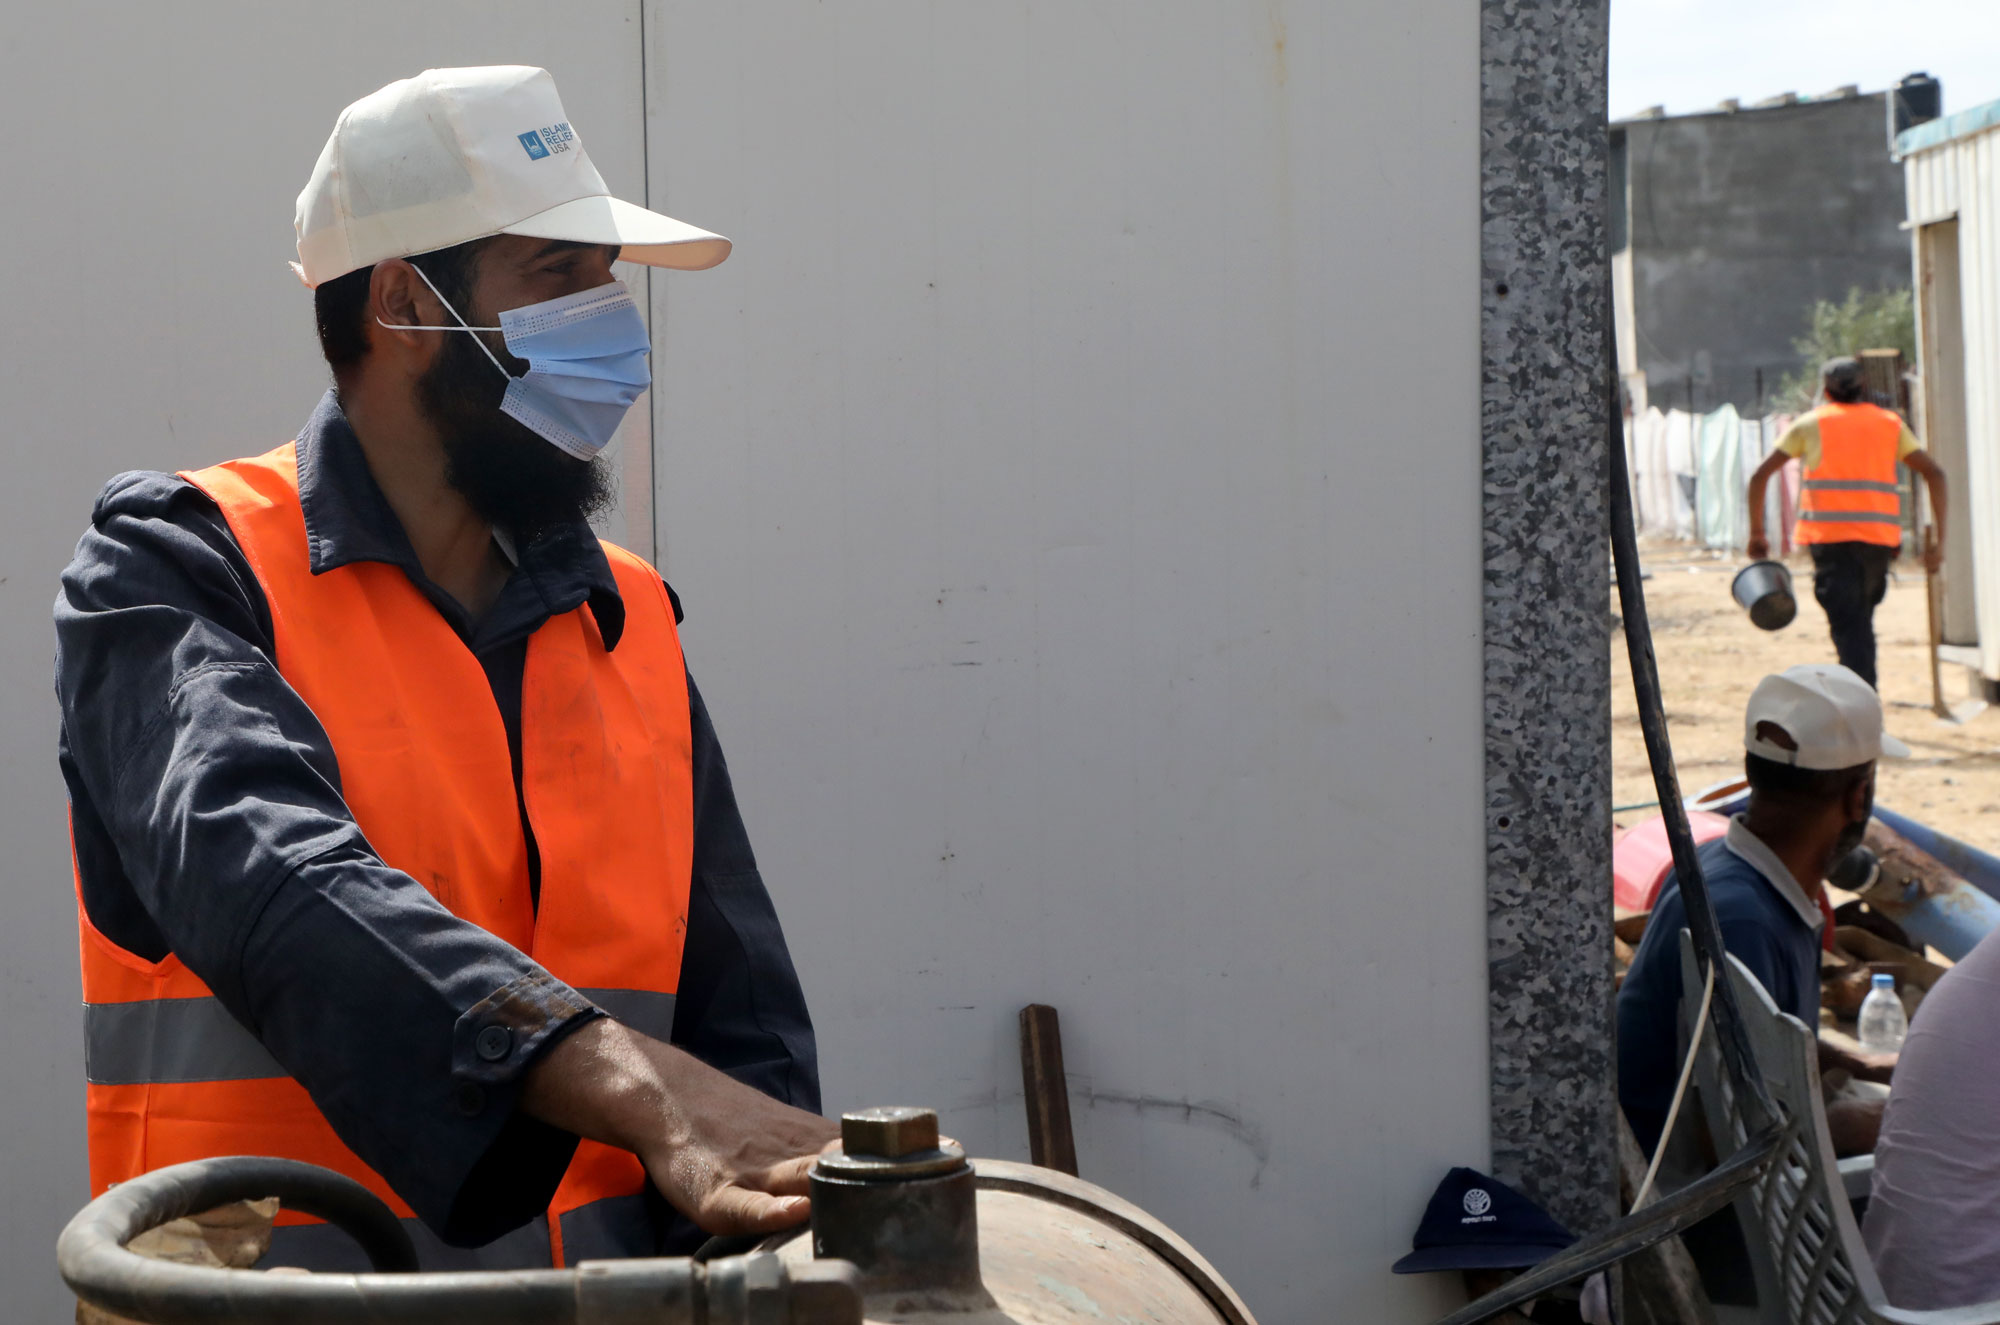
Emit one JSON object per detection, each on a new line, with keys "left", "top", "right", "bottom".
{"left": 1872, "top": 807, "right": 2000, "bottom": 901}
{"left": 1864, "top": 808, "right": 2000, "bottom": 960}
{"left": 1682, "top": 794, "right": 2000, "bottom": 960}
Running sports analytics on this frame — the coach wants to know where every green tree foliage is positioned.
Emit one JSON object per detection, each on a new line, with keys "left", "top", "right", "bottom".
{"left": 1776, "top": 286, "right": 1916, "bottom": 412}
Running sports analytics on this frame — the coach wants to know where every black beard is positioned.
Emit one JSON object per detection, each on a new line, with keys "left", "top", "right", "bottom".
{"left": 415, "top": 327, "right": 613, "bottom": 536}
{"left": 1831, "top": 783, "right": 1876, "bottom": 861}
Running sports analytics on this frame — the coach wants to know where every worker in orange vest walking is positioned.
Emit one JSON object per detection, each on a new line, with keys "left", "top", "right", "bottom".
{"left": 1747, "top": 357, "right": 1949, "bottom": 689}
{"left": 53, "top": 67, "right": 837, "bottom": 1270}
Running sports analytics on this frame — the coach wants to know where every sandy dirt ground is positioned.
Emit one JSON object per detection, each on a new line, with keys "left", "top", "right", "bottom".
{"left": 1612, "top": 540, "right": 2000, "bottom": 852}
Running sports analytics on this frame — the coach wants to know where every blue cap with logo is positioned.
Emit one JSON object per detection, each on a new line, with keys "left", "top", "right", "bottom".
{"left": 1391, "top": 1167, "right": 1577, "bottom": 1274}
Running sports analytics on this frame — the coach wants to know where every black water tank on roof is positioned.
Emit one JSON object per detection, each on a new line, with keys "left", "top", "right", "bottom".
{"left": 1890, "top": 72, "right": 1943, "bottom": 148}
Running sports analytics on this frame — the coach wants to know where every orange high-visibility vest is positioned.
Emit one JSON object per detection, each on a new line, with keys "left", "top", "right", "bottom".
{"left": 1796, "top": 402, "right": 1906, "bottom": 548}
{"left": 75, "top": 441, "right": 694, "bottom": 1268}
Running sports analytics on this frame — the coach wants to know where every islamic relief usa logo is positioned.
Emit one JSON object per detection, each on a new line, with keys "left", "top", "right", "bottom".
{"left": 518, "top": 122, "right": 577, "bottom": 160}
{"left": 1462, "top": 1189, "right": 1493, "bottom": 1217}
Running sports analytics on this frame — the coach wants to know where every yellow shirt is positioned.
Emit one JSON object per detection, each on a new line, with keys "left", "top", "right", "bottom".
{"left": 1776, "top": 402, "right": 1922, "bottom": 470}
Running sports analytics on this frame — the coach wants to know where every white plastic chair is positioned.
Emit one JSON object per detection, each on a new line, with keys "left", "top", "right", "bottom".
{"left": 1677, "top": 931, "right": 2000, "bottom": 1323}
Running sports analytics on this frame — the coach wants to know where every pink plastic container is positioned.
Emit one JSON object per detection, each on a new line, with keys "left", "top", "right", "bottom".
{"left": 1613, "top": 811, "right": 1730, "bottom": 913}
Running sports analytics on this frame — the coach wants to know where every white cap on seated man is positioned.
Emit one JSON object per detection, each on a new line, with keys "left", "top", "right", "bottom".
{"left": 1744, "top": 662, "right": 1910, "bottom": 772}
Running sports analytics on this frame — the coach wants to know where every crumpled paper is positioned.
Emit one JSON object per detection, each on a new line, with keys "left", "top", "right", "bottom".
{"left": 75, "top": 1197, "right": 281, "bottom": 1325}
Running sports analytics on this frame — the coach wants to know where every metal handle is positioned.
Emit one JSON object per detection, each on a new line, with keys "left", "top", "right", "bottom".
{"left": 60, "top": 1156, "right": 862, "bottom": 1325}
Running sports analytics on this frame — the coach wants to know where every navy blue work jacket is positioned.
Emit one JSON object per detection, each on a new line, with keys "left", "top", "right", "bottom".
{"left": 53, "top": 391, "right": 819, "bottom": 1250}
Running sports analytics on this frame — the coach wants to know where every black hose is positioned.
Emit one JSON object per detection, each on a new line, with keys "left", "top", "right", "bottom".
{"left": 65, "top": 1156, "right": 417, "bottom": 1274}
{"left": 1604, "top": 327, "right": 1778, "bottom": 1129}
{"left": 1430, "top": 311, "right": 1783, "bottom": 1325}
{"left": 58, "top": 1157, "right": 574, "bottom": 1324}
{"left": 58, "top": 1157, "right": 862, "bottom": 1325}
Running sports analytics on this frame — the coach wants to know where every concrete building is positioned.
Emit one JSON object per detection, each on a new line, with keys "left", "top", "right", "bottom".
{"left": 0, "top": 4, "right": 1611, "bottom": 1321}
{"left": 1613, "top": 86, "right": 1917, "bottom": 414}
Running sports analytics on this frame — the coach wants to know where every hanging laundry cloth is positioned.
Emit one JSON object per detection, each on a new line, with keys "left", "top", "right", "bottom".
{"left": 1697, "top": 404, "right": 1745, "bottom": 549}
{"left": 1664, "top": 409, "right": 1698, "bottom": 540}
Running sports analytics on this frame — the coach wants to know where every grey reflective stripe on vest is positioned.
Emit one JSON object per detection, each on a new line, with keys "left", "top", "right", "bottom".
{"left": 580, "top": 989, "right": 678, "bottom": 1043}
{"left": 1802, "top": 478, "right": 1900, "bottom": 494}
{"left": 561, "top": 1193, "right": 658, "bottom": 1262}
{"left": 87, "top": 989, "right": 674, "bottom": 1086}
{"left": 265, "top": 1214, "right": 554, "bottom": 1271}
{"left": 1797, "top": 510, "right": 1903, "bottom": 524}
{"left": 84, "top": 998, "right": 283, "bottom": 1085}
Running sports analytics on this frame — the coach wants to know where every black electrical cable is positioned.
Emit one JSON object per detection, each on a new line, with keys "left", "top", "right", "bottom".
{"left": 1432, "top": 311, "right": 1781, "bottom": 1325}
{"left": 1603, "top": 332, "right": 1779, "bottom": 1131}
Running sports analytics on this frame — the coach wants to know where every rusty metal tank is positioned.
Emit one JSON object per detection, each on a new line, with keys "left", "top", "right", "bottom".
{"left": 759, "top": 1107, "right": 1257, "bottom": 1325}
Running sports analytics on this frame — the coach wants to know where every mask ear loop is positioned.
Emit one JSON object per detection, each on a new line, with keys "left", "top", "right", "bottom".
{"left": 375, "top": 262, "right": 512, "bottom": 379}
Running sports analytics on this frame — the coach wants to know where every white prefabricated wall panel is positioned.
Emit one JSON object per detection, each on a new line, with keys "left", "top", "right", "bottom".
{"left": 646, "top": 4, "right": 1486, "bottom": 1321}
{"left": 1908, "top": 136, "right": 2000, "bottom": 680}
{"left": 0, "top": 11, "right": 651, "bottom": 1315}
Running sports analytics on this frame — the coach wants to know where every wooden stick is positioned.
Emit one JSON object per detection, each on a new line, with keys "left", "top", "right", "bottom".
{"left": 1018, "top": 1004, "right": 1079, "bottom": 1176}
{"left": 1926, "top": 526, "right": 1949, "bottom": 719}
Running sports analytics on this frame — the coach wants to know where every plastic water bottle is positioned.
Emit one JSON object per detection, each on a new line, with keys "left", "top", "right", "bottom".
{"left": 1858, "top": 973, "right": 1909, "bottom": 1055}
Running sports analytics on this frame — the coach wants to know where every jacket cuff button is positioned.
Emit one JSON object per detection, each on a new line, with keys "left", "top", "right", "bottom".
{"left": 475, "top": 1025, "right": 515, "bottom": 1062}
{"left": 453, "top": 1082, "right": 486, "bottom": 1117}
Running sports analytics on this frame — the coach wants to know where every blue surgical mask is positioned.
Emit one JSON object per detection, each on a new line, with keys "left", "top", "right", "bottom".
{"left": 387, "top": 268, "right": 651, "bottom": 460}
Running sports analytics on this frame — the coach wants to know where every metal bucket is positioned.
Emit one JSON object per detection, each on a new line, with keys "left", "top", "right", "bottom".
{"left": 1730, "top": 560, "right": 1796, "bottom": 631}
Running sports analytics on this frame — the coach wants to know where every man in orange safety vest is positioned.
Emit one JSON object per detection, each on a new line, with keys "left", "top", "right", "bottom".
{"left": 55, "top": 66, "right": 837, "bottom": 1271}
{"left": 1747, "top": 357, "right": 1948, "bottom": 689}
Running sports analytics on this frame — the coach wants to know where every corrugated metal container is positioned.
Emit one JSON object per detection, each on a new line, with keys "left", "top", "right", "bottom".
{"left": 3, "top": 3, "right": 1494, "bottom": 1322}
{"left": 1904, "top": 113, "right": 2000, "bottom": 676}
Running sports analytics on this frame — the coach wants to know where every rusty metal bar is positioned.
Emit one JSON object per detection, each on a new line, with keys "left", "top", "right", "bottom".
{"left": 1018, "top": 1005, "right": 1079, "bottom": 1176}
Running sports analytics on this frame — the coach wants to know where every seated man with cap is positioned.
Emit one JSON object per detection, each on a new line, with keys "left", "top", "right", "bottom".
{"left": 55, "top": 66, "right": 834, "bottom": 1270}
{"left": 1618, "top": 663, "right": 1904, "bottom": 1159}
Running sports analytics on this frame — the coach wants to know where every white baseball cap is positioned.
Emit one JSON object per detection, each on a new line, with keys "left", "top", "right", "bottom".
{"left": 293, "top": 66, "right": 729, "bottom": 288}
{"left": 1743, "top": 663, "right": 1910, "bottom": 770}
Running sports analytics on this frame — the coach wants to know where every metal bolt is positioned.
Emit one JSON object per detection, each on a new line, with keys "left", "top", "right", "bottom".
{"left": 841, "top": 1106, "right": 939, "bottom": 1158}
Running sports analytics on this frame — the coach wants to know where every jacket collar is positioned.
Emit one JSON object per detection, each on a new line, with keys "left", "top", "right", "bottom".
{"left": 294, "top": 390, "right": 626, "bottom": 650}
{"left": 1724, "top": 816, "right": 1826, "bottom": 936}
